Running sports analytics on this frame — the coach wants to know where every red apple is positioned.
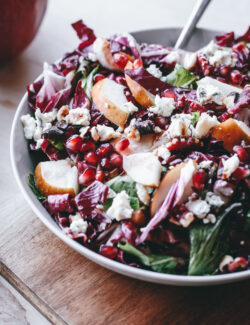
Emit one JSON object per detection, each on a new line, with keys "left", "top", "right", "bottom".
{"left": 0, "top": 0, "right": 48, "bottom": 63}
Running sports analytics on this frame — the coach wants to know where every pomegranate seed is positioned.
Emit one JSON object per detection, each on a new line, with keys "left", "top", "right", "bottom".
{"left": 115, "top": 137, "right": 129, "bottom": 152}
{"left": 231, "top": 167, "right": 249, "bottom": 181}
{"left": 78, "top": 161, "right": 89, "bottom": 174}
{"left": 231, "top": 70, "right": 243, "bottom": 84}
{"left": 66, "top": 135, "right": 82, "bottom": 152}
{"left": 114, "top": 52, "right": 128, "bottom": 68}
{"left": 154, "top": 116, "right": 168, "bottom": 128}
{"left": 84, "top": 151, "right": 100, "bottom": 165}
{"left": 79, "top": 167, "right": 96, "bottom": 185}
{"left": 219, "top": 112, "right": 230, "bottom": 122}
{"left": 163, "top": 90, "right": 177, "bottom": 101}
{"left": 100, "top": 158, "right": 111, "bottom": 170}
{"left": 99, "top": 245, "right": 118, "bottom": 259}
{"left": 233, "top": 145, "right": 248, "bottom": 161}
{"left": 80, "top": 140, "right": 95, "bottom": 152}
{"left": 96, "top": 168, "right": 105, "bottom": 182}
{"left": 220, "top": 66, "right": 230, "bottom": 77}
{"left": 193, "top": 171, "right": 206, "bottom": 191}
{"left": 96, "top": 143, "right": 113, "bottom": 157}
{"left": 110, "top": 153, "right": 123, "bottom": 168}
{"left": 133, "top": 59, "right": 143, "bottom": 69}
{"left": 233, "top": 43, "right": 246, "bottom": 52}
{"left": 94, "top": 73, "right": 105, "bottom": 83}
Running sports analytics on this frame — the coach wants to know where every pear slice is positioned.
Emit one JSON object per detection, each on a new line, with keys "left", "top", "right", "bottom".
{"left": 123, "top": 152, "right": 162, "bottom": 187}
{"left": 91, "top": 78, "right": 130, "bottom": 127}
{"left": 212, "top": 118, "right": 250, "bottom": 153}
{"left": 35, "top": 159, "right": 79, "bottom": 197}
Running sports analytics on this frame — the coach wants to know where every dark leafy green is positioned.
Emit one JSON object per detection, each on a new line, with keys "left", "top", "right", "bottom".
{"left": 188, "top": 203, "right": 242, "bottom": 275}
{"left": 191, "top": 111, "right": 200, "bottom": 126}
{"left": 105, "top": 175, "right": 140, "bottom": 210}
{"left": 48, "top": 138, "right": 64, "bottom": 151}
{"left": 118, "top": 242, "right": 184, "bottom": 273}
{"left": 165, "top": 64, "right": 197, "bottom": 88}
{"left": 81, "top": 65, "right": 99, "bottom": 99}
{"left": 28, "top": 174, "right": 46, "bottom": 201}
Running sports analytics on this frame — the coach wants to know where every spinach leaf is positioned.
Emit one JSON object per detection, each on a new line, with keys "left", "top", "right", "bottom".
{"left": 191, "top": 111, "right": 200, "bottom": 126}
{"left": 118, "top": 242, "right": 185, "bottom": 273}
{"left": 28, "top": 174, "right": 46, "bottom": 201}
{"left": 48, "top": 138, "right": 64, "bottom": 151}
{"left": 105, "top": 175, "right": 140, "bottom": 210}
{"left": 188, "top": 203, "right": 242, "bottom": 275}
{"left": 81, "top": 65, "right": 99, "bottom": 99}
{"left": 165, "top": 64, "right": 197, "bottom": 88}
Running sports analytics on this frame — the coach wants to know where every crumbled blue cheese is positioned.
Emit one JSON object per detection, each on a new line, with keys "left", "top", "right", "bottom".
{"left": 65, "top": 107, "right": 91, "bottom": 126}
{"left": 106, "top": 190, "right": 133, "bottom": 221}
{"left": 192, "top": 112, "right": 219, "bottom": 138}
{"left": 136, "top": 183, "right": 150, "bottom": 205}
{"left": 35, "top": 108, "right": 57, "bottom": 124}
{"left": 147, "top": 64, "right": 163, "bottom": 79}
{"left": 222, "top": 154, "right": 240, "bottom": 179}
{"left": 69, "top": 213, "right": 88, "bottom": 234}
{"left": 153, "top": 145, "right": 171, "bottom": 163}
{"left": 79, "top": 126, "right": 90, "bottom": 138}
{"left": 122, "top": 101, "right": 138, "bottom": 114}
{"left": 91, "top": 125, "right": 121, "bottom": 142}
{"left": 149, "top": 95, "right": 176, "bottom": 117}
{"left": 180, "top": 212, "right": 194, "bottom": 228}
{"left": 197, "top": 84, "right": 224, "bottom": 105}
{"left": 186, "top": 199, "right": 210, "bottom": 219}
{"left": 165, "top": 113, "right": 192, "bottom": 138}
{"left": 21, "top": 114, "right": 37, "bottom": 140}
{"left": 205, "top": 191, "right": 225, "bottom": 208}
{"left": 203, "top": 214, "right": 216, "bottom": 224}
{"left": 198, "top": 160, "right": 213, "bottom": 169}
{"left": 200, "top": 40, "right": 236, "bottom": 68}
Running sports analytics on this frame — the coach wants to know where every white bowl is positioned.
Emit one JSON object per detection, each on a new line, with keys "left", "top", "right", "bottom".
{"left": 10, "top": 27, "right": 250, "bottom": 286}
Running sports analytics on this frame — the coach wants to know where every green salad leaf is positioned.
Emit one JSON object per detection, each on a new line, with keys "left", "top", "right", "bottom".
{"left": 188, "top": 203, "right": 242, "bottom": 275}
{"left": 165, "top": 64, "right": 197, "bottom": 88}
{"left": 191, "top": 111, "right": 200, "bottom": 126}
{"left": 81, "top": 65, "right": 99, "bottom": 99}
{"left": 28, "top": 174, "right": 46, "bottom": 201}
{"left": 105, "top": 175, "right": 140, "bottom": 210}
{"left": 48, "top": 138, "right": 64, "bottom": 151}
{"left": 118, "top": 242, "right": 185, "bottom": 273}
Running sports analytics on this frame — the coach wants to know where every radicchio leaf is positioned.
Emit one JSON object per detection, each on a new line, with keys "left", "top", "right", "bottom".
{"left": 72, "top": 20, "right": 96, "bottom": 50}
{"left": 45, "top": 194, "right": 74, "bottom": 214}
{"left": 216, "top": 31, "right": 235, "bottom": 47}
{"left": 52, "top": 51, "right": 80, "bottom": 76}
{"left": 74, "top": 181, "right": 109, "bottom": 217}
{"left": 109, "top": 33, "right": 141, "bottom": 59}
{"left": 72, "top": 80, "right": 90, "bottom": 109}
{"left": 136, "top": 181, "right": 178, "bottom": 245}
{"left": 27, "top": 79, "right": 43, "bottom": 110}
{"left": 140, "top": 43, "right": 170, "bottom": 65}
{"left": 236, "top": 26, "right": 250, "bottom": 43}
{"left": 228, "top": 85, "right": 250, "bottom": 114}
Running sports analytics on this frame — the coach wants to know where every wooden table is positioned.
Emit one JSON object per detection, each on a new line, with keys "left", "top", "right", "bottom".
{"left": 1, "top": 1, "right": 250, "bottom": 324}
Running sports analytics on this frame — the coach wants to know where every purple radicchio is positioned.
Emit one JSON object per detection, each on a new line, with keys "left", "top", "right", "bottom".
{"left": 27, "top": 79, "right": 43, "bottom": 110}
{"left": 216, "top": 31, "right": 235, "bottom": 47}
{"left": 74, "top": 181, "right": 109, "bottom": 218}
{"left": 71, "top": 20, "right": 96, "bottom": 51}
{"left": 44, "top": 194, "right": 74, "bottom": 214}
{"left": 109, "top": 33, "right": 141, "bottom": 59}
{"left": 237, "top": 26, "right": 250, "bottom": 43}
{"left": 140, "top": 43, "right": 170, "bottom": 65}
{"left": 52, "top": 50, "right": 80, "bottom": 76}
{"left": 228, "top": 85, "right": 250, "bottom": 114}
{"left": 136, "top": 181, "right": 178, "bottom": 245}
{"left": 72, "top": 80, "right": 90, "bottom": 109}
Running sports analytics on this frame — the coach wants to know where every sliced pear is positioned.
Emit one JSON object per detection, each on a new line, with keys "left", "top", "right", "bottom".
{"left": 197, "top": 76, "right": 243, "bottom": 97}
{"left": 123, "top": 152, "right": 162, "bottom": 187}
{"left": 35, "top": 159, "right": 79, "bottom": 197}
{"left": 125, "top": 61, "right": 155, "bottom": 108}
{"left": 93, "top": 37, "right": 122, "bottom": 71}
{"left": 212, "top": 118, "right": 250, "bottom": 153}
{"left": 150, "top": 160, "right": 197, "bottom": 216}
{"left": 91, "top": 78, "right": 131, "bottom": 127}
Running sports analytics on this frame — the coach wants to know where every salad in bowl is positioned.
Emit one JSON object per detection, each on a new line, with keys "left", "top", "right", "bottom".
{"left": 20, "top": 21, "right": 250, "bottom": 277}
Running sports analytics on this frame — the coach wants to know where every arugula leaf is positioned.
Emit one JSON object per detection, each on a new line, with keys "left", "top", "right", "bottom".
{"left": 81, "top": 65, "right": 99, "bottom": 99}
{"left": 188, "top": 203, "right": 242, "bottom": 275}
{"left": 165, "top": 64, "right": 197, "bottom": 88}
{"left": 118, "top": 242, "right": 185, "bottom": 273}
{"left": 105, "top": 175, "right": 140, "bottom": 210}
{"left": 28, "top": 174, "right": 46, "bottom": 201}
{"left": 48, "top": 138, "right": 64, "bottom": 151}
{"left": 191, "top": 111, "right": 200, "bottom": 126}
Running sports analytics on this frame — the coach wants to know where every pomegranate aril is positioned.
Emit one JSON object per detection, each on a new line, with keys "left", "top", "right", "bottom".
{"left": 233, "top": 145, "right": 248, "bottom": 161}
{"left": 96, "top": 169, "right": 105, "bottom": 182}
{"left": 227, "top": 257, "right": 247, "bottom": 272}
{"left": 193, "top": 171, "right": 206, "bottom": 191}
{"left": 80, "top": 140, "right": 95, "bottom": 152}
{"left": 110, "top": 153, "right": 123, "bottom": 167}
{"left": 115, "top": 137, "right": 129, "bottom": 152}
{"left": 66, "top": 135, "right": 82, "bottom": 152}
{"left": 96, "top": 143, "right": 113, "bottom": 157}
{"left": 154, "top": 116, "right": 168, "bottom": 128}
{"left": 99, "top": 245, "right": 118, "bottom": 259}
{"left": 220, "top": 66, "right": 230, "bottom": 77}
{"left": 233, "top": 43, "right": 246, "bottom": 52}
{"left": 231, "top": 70, "right": 243, "bottom": 84}
{"left": 78, "top": 161, "right": 89, "bottom": 174}
{"left": 114, "top": 52, "right": 128, "bottom": 68}
{"left": 163, "top": 90, "right": 177, "bottom": 101}
{"left": 100, "top": 158, "right": 111, "bottom": 170}
{"left": 133, "top": 59, "right": 143, "bottom": 69}
{"left": 94, "top": 73, "right": 105, "bottom": 83}
{"left": 84, "top": 151, "right": 100, "bottom": 165}
{"left": 79, "top": 168, "right": 96, "bottom": 185}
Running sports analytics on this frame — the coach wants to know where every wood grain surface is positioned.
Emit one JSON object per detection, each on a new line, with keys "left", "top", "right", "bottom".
{"left": 0, "top": 1, "right": 250, "bottom": 324}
